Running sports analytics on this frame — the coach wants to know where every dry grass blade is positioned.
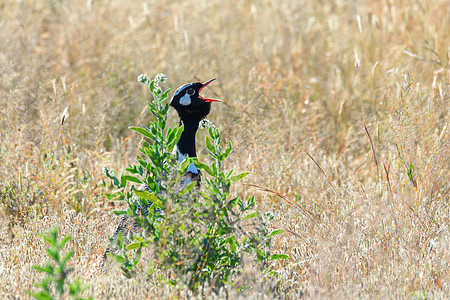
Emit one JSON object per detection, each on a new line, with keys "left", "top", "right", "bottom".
{"left": 303, "top": 149, "right": 339, "bottom": 195}
{"left": 364, "top": 123, "right": 378, "bottom": 172}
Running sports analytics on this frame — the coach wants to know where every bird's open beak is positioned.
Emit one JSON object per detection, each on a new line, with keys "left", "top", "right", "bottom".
{"left": 199, "top": 78, "right": 222, "bottom": 102}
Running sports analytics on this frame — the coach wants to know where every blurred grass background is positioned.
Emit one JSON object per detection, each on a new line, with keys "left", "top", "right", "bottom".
{"left": 0, "top": 0, "right": 448, "bottom": 298}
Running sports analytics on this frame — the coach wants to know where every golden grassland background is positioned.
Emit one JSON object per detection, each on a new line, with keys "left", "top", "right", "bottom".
{"left": 0, "top": 0, "right": 448, "bottom": 298}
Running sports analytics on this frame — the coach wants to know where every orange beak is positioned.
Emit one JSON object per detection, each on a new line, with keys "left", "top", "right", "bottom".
{"left": 199, "top": 78, "right": 222, "bottom": 102}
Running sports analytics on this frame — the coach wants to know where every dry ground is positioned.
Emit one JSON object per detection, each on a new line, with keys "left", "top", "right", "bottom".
{"left": 0, "top": 0, "right": 448, "bottom": 298}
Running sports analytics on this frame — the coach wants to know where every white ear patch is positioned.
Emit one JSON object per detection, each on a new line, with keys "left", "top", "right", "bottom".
{"left": 179, "top": 94, "right": 191, "bottom": 106}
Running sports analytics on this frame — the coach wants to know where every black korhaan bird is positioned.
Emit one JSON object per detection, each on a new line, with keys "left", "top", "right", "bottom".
{"left": 102, "top": 79, "right": 220, "bottom": 262}
{"left": 170, "top": 78, "right": 220, "bottom": 183}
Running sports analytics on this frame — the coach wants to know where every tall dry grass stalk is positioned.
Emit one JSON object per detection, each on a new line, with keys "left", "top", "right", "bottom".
{"left": 1, "top": 0, "right": 448, "bottom": 298}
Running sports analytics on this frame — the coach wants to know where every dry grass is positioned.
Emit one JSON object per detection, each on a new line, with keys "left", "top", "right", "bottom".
{"left": 0, "top": 0, "right": 448, "bottom": 298}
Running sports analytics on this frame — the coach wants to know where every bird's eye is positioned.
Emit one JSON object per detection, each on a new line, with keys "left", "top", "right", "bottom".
{"left": 186, "top": 88, "right": 195, "bottom": 95}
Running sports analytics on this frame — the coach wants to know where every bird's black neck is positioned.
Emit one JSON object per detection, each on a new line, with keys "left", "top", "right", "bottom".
{"left": 177, "top": 118, "right": 200, "bottom": 158}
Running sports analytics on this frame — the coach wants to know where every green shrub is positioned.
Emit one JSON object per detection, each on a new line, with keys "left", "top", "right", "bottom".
{"left": 104, "top": 74, "right": 287, "bottom": 291}
{"left": 30, "top": 226, "right": 91, "bottom": 300}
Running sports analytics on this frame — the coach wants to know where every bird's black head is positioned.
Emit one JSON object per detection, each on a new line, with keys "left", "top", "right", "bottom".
{"left": 170, "top": 78, "right": 220, "bottom": 122}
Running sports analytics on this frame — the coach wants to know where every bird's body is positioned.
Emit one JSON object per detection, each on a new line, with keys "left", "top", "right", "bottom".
{"left": 102, "top": 79, "right": 220, "bottom": 262}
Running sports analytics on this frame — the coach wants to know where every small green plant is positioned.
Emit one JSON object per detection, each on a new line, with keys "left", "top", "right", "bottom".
{"left": 407, "top": 161, "right": 417, "bottom": 189}
{"left": 30, "top": 226, "right": 91, "bottom": 300}
{"left": 104, "top": 73, "right": 288, "bottom": 291}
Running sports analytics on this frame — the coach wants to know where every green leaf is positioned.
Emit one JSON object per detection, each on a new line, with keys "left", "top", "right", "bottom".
{"left": 161, "top": 88, "right": 171, "bottom": 101}
{"left": 166, "top": 127, "right": 175, "bottom": 144}
{"left": 129, "top": 126, "right": 154, "bottom": 140}
{"left": 246, "top": 195, "right": 255, "bottom": 208}
{"left": 178, "top": 156, "right": 190, "bottom": 175}
{"left": 45, "top": 248, "right": 58, "bottom": 261}
{"left": 34, "top": 277, "right": 52, "bottom": 289}
{"left": 125, "top": 167, "right": 139, "bottom": 174}
{"left": 60, "top": 234, "right": 72, "bottom": 248}
{"left": 205, "top": 136, "right": 215, "bottom": 154}
{"left": 147, "top": 152, "right": 161, "bottom": 169}
{"left": 120, "top": 174, "right": 127, "bottom": 188}
{"left": 38, "top": 233, "right": 55, "bottom": 248}
{"left": 229, "top": 235, "right": 237, "bottom": 252}
{"left": 146, "top": 176, "right": 159, "bottom": 192}
{"left": 113, "top": 210, "right": 127, "bottom": 215}
{"left": 193, "top": 161, "right": 214, "bottom": 176}
{"left": 132, "top": 236, "right": 145, "bottom": 243}
{"left": 61, "top": 250, "right": 74, "bottom": 265}
{"left": 176, "top": 124, "right": 184, "bottom": 141}
{"left": 407, "top": 161, "right": 414, "bottom": 182}
{"left": 243, "top": 212, "right": 258, "bottom": 220}
{"left": 114, "top": 254, "right": 126, "bottom": 264}
{"left": 211, "top": 162, "right": 218, "bottom": 176}
{"left": 149, "top": 80, "right": 155, "bottom": 92}
{"left": 126, "top": 242, "right": 141, "bottom": 250}
{"left": 268, "top": 229, "right": 285, "bottom": 238}
{"left": 137, "top": 159, "right": 148, "bottom": 170}
{"left": 134, "top": 189, "right": 157, "bottom": 201}
{"left": 208, "top": 126, "right": 214, "bottom": 139}
{"left": 30, "top": 291, "right": 53, "bottom": 300}
{"left": 221, "top": 141, "right": 232, "bottom": 161}
{"left": 229, "top": 171, "right": 250, "bottom": 183}
{"left": 269, "top": 254, "right": 289, "bottom": 261}
{"left": 237, "top": 198, "right": 244, "bottom": 210}
{"left": 33, "top": 265, "right": 54, "bottom": 275}
{"left": 117, "top": 232, "right": 124, "bottom": 248}
{"left": 133, "top": 190, "right": 163, "bottom": 207}
{"left": 159, "top": 118, "right": 166, "bottom": 130}
{"left": 122, "top": 175, "right": 142, "bottom": 184}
